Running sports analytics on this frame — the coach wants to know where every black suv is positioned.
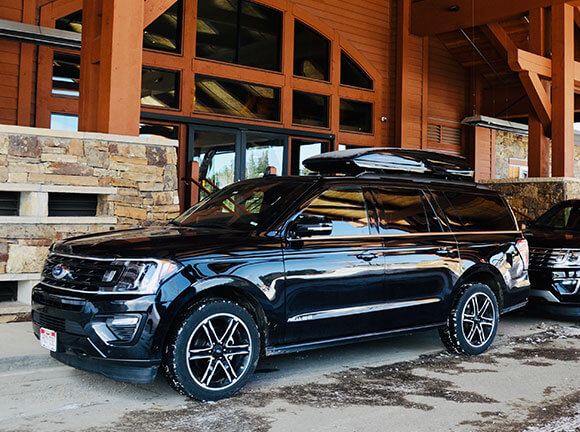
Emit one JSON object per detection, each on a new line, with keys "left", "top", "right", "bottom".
{"left": 32, "top": 148, "right": 530, "bottom": 401}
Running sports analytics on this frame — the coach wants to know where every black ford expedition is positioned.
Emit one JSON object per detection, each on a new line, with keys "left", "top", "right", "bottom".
{"left": 32, "top": 148, "right": 530, "bottom": 400}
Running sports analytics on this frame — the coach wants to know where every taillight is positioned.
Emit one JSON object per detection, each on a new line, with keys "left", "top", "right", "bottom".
{"left": 516, "top": 239, "right": 529, "bottom": 269}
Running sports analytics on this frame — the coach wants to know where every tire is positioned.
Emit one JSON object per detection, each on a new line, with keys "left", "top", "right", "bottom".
{"left": 439, "top": 283, "right": 499, "bottom": 356}
{"left": 163, "top": 299, "right": 261, "bottom": 401}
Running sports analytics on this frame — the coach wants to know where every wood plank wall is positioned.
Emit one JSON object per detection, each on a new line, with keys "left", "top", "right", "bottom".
{"left": 0, "top": 1, "right": 23, "bottom": 125}
{"left": 0, "top": 0, "right": 38, "bottom": 127}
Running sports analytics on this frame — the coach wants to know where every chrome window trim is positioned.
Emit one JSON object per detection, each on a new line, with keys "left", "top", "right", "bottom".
{"left": 287, "top": 298, "right": 441, "bottom": 323}
{"left": 292, "top": 230, "right": 522, "bottom": 241}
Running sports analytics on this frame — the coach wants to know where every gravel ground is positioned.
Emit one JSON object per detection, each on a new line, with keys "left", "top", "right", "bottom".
{"left": 0, "top": 312, "right": 578, "bottom": 432}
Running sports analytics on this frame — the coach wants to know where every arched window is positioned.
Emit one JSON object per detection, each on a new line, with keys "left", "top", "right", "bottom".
{"left": 38, "top": 0, "right": 382, "bottom": 148}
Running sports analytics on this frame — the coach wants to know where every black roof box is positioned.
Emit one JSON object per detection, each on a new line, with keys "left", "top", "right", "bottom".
{"left": 303, "top": 148, "right": 474, "bottom": 181}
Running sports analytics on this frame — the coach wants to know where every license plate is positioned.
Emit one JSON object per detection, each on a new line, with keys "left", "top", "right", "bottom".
{"left": 40, "top": 328, "right": 57, "bottom": 352}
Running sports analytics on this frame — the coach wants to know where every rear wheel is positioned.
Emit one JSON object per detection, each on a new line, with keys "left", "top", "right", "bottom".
{"left": 439, "top": 284, "right": 499, "bottom": 355}
{"left": 163, "top": 299, "right": 260, "bottom": 401}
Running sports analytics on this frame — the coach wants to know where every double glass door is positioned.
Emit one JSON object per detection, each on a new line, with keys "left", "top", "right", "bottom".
{"left": 185, "top": 125, "right": 330, "bottom": 206}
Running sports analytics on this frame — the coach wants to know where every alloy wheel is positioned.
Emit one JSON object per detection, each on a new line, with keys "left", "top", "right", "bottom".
{"left": 460, "top": 292, "right": 496, "bottom": 348}
{"left": 185, "top": 313, "right": 252, "bottom": 391}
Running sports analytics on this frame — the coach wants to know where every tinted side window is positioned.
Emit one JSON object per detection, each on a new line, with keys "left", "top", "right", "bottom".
{"left": 372, "top": 188, "right": 441, "bottom": 234}
{"left": 433, "top": 191, "right": 516, "bottom": 232}
{"left": 301, "top": 188, "right": 370, "bottom": 236}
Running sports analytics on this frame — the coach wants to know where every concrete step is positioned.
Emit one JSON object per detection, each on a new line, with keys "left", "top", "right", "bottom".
{"left": 0, "top": 301, "right": 31, "bottom": 323}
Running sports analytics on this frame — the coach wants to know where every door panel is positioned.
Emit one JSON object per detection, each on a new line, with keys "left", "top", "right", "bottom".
{"left": 371, "top": 187, "right": 461, "bottom": 327}
{"left": 283, "top": 186, "right": 386, "bottom": 343}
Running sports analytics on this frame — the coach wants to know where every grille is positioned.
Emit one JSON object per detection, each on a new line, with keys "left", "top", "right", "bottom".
{"left": 32, "top": 311, "right": 85, "bottom": 335}
{"left": 530, "top": 248, "right": 571, "bottom": 268}
{"left": 41, "top": 253, "right": 123, "bottom": 292}
{"left": 32, "top": 311, "right": 66, "bottom": 332}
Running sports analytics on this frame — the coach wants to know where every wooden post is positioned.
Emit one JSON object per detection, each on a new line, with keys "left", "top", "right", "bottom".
{"left": 395, "top": 0, "right": 411, "bottom": 147}
{"left": 528, "top": 8, "right": 551, "bottom": 178}
{"left": 551, "top": 3, "right": 575, "bottom": 177}
{"left": 79, "top": 0, "right": 144, "bottom": 136}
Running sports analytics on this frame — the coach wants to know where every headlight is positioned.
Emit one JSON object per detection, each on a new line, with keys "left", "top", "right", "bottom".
{"left": 100, "top": 260, "right": 182, "bottom": 294}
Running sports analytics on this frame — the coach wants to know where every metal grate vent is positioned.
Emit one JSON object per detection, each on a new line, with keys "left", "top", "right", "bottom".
{"left": 0, "top": 281, "right": 18, "bottom": 302}
{"left": 0, "top": 192, "right": 19, "bottom": 216}
{"left": 427, "top": 123, "right": 441, "bottom": 142}
{"left": 427, "top": 123, "right": 462, "bottom": 146}
{"left": 48, "top": 193, "right": 98, "bottom": 217}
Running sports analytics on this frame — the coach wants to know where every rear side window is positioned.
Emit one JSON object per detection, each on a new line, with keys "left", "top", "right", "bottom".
{"left": 433, "top": 191, "right": 516, "bottom": 232}
{"left": 371, "top": 188, "right": 442, "bottom": 234}
{"left": 301, "top": 188, "right": 370, "bottom": 236}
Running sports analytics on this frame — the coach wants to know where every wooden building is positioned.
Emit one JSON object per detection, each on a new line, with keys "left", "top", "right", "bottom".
{"left": 0, "top": 0, "right": 580, "bottom": 207}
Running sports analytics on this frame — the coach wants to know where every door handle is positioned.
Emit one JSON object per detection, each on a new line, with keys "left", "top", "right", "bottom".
{"left": 356, "top": 252, "right": 378, "bottom": 262}
{"left": 436, "top": 247, "right": 452, "bottom": 255}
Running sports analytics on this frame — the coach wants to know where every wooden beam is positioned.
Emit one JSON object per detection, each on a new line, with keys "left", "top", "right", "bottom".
{"left": 528, "top": 7, "right": 551, "bottom": 177}
{"left": 411, "top": 0, "right": 574, "bottom": 36}
{"left": 16, "top": 0, "right": 36, "bottom": 126}
{"left": 143, "top": 0, "right": 177, "bottom": 28}
{"left": 551, "top": 3, "right": 575, "bottom": 177}
{"left": 483, "top": 22, "right": 518, "bottom": 54}
{"left": 508, "top": 48, "right": 580, "bottom": 91}
{"left": 395, "top": 0, "right": 411, "bottom": 147}
{"left": 518, "top": 71, "right": 552, "bottom": 127}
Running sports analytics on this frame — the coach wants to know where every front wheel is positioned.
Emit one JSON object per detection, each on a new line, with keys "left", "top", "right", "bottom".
{"left": 163, "top": 299, "right": 261, "bottom": 401}
{"left": 439, "top": 284, "right": 499, "bottom": 355}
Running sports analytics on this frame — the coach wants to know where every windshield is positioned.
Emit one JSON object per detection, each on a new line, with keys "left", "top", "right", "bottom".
{"left": 173, "top": 179, "right": 312, "bottom": 230}
{"left": 534, "top": 202, "right": 580, "bottom": 231}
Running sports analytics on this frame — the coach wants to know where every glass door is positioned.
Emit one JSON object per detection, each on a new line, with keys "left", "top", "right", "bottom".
{"left": 290, "top": 138, "right": 331, "bottom": 175}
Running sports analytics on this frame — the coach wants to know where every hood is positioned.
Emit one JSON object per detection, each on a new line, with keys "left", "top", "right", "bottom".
{"left": 524, "top": 227, "right": 580, "bottom": 249}
{"left": 52, "top": 226, "right": 256, "bottom": 261}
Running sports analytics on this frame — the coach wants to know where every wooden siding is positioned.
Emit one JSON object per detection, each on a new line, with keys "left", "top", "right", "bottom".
{"left": 0, "top": 1, "right": 23, "bottom": 125}
{"left": 428, "top": 37, "right": 466, "bottom": 123}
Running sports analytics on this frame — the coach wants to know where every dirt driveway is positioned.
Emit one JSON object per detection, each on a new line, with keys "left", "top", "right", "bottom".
{"left": 1, "top": 313, "right": 579, "bottom": 432}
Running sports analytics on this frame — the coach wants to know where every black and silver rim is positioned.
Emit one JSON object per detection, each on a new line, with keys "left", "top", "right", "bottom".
{"left": 186, "top": 313, "right": 252, "bottom": 391}
{"left": 461, "top": 292, "right": 496, "bottom": 348}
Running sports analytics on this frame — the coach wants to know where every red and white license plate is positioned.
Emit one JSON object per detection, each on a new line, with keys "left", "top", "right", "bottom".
{"left": 40, "top": 328, "right": 57, "bottom": 352}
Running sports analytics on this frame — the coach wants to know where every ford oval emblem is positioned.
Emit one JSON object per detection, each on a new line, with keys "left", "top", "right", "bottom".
{"left": 52, "top": 264, "right": 71, "bottom": 280}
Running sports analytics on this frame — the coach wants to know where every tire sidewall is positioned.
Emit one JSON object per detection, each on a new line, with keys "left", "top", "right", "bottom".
{"left": 453, "top": 284, "right": 499, "bottom": 355}
{"left": 171, "top": 300, "right": 261, "bottom": 401}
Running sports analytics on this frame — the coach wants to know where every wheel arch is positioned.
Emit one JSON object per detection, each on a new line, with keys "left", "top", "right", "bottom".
{"left": 453, "top": 264, "right": 507, "bottom": 311}
{"left": 157, "top": 276, "right": 271, "bottom": 357}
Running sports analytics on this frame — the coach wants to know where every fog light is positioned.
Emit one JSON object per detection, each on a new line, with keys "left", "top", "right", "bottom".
{"left": 92, "top": 314, "right": 142, "bottom": 344}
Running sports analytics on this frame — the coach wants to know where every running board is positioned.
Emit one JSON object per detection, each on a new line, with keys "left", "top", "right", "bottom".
{"left": 265, "top": 322, "right": 445, "bottom": 356}
{"left": 501, "top": 300, "right": 528, "bottom": 314}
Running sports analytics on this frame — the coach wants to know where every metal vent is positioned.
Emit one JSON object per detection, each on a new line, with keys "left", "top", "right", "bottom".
{"left": 427, "top": 123, "right": 462, "bottom": 146}
{"left": 0, "top": 281, "right": 17, "bottom": 302}
{"left": 48, "top": 193, "right": 98, "bottom": 217}
{"left": 0, "top": 192, "right": 19, "bottom": 216}
{"left": 427, "top": 123, "right": 441, "bottom": 142}
{"left": 441, "top": 126, "right": 462, "bottom": 146}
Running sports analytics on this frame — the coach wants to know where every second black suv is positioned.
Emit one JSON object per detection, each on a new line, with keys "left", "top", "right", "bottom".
{"left": 31, "top": 149, "right": 530, "bottom": 400}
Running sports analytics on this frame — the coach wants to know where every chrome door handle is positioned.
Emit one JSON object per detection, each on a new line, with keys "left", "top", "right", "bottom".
{"left": 356, "top": 252, "right": 378, "bottom": 262}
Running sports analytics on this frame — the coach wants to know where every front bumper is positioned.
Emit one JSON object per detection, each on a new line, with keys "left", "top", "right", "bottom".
{"left": 31, "top": 284, "right": 165, "bottom": 384}
{"left": 528, "top": 267, "right": 580, "bottom": 305}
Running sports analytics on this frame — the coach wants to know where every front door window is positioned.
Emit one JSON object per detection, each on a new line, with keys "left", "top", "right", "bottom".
{"left": 245, "top": 135, "right": 285, "bottom": 179}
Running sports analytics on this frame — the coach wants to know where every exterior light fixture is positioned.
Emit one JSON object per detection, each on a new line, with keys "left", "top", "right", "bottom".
{"left": 461, "top": 115, "right": 529, "bottom": 136}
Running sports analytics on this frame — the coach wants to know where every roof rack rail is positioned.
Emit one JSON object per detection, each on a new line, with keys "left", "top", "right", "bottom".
{"left": 303, "top": 148, "right": 474, "bottom": 181}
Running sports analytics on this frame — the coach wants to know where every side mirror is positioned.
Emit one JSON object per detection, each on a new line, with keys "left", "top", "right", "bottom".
{"left": 292, "top": 214, "right": 333, "bottom": 238}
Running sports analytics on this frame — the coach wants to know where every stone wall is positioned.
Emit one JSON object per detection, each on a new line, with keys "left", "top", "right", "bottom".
{"left": 494, "top": 130, "right": 580, "bottom": 179}
{"left": 0, "top": 125, "right": 180, "bottom": 303}
{"left": 482, "top": 178, "right": 580, "bottom": 224}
